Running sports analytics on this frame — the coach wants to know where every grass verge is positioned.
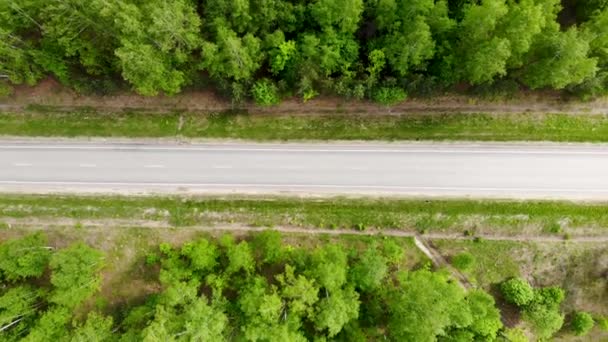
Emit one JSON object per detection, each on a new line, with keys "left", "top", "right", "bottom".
{"left": 2, "top": 194, "right": 608, "bottom": 237}
{"left": 3, "top": 109, "right": 608, "bottom": 141}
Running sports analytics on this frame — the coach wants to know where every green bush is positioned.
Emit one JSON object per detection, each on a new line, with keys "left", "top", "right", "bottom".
{"left": 571, "top": 311, "right": 594, "bottom": 336}
{"left": 451, "top": 252, "right": 476, "bottom": 272}
{"left": 501, "top": 327, "right": 528, "bottom": 342}
{"left": 0, "top": 82, "right": 13, "bottom": 98}
{"left": 500, "top": 277, "right": 535, "bottom": 307}
{"left": 252, "top": 79, "right": 280, "bottom": 106}
{"left": 523, "top": 304, "right": 564, "bottom": 340}
{"left": 371, "top": 87, "right": 407, "bottom": 106}
{"left": 597, "top": 316, "right": 608, "bottom": 331}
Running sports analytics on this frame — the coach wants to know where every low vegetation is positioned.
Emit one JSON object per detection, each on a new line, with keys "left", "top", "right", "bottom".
{"left": 2, "top": 194, "right": 608, "bottom": 238}
{"left": 6, "top": 110, "right": 608, "bottom": 142}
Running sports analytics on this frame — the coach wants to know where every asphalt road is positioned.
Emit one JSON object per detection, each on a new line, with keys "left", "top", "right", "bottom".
{"left": 1, "top": 140, "right": 608, "bottom": 199}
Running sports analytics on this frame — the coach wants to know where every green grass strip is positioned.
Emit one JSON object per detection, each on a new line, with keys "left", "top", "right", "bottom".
{"left": 2, "top": 110, "right": 608, "bottom": 141}
{"left": 1, "top": 194, "right": 608, "bottom": 235}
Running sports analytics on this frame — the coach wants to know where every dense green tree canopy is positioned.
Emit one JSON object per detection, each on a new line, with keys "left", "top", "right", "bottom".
{"left": 0, "top": 232, "right": 589, "bottom": 341}
{"left": 2, "top": 0, "right": 606, "bottom": 100}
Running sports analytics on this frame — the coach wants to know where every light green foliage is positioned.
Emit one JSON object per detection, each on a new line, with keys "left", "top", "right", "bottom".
{"left": 221, "top": 235, "right": 256, "bottom": 275}
{"left": 201, "top": 25, "right": 262, "bottom": 82}
{"left": 372, "top": 86, "right": 406, "bottom": 106}
{"left": 251, "top": 229, "right": 284, "bottom": 264}
{"left": 141, "top": 281, "right": 227, "bottom": 341}
{"left": 71, "top": 312, "right": 113, "bottom": 342}
{"left": 0, "top": 231, "right": 515, "bottom": 341}
{"left": 252, "top": 79, "right": 281, "bottom": 106}
{"left": 532, "top": 286, "right": 565, "bottom": 308}
{"left": 114, "top": 0, "right": 201, "bottom": 95}
{"left": 180, "top": 238, "right": 219, "bottom": 272}
{"left": 267, "top": 32, "right": 297, "bottom": 75}
{"left": 598, "top": 316, "right": 608, "bottom": 331}
{"left": 381, "top": 238, "right": 405, "bottom": 265}
{"left": 522, "top": 303, "right": 564, "bottom": 340}
{"left": 466, "top": 290, "right": 502, "bottom": 339}
{"left": 0, "top": 286, "right": 42, "bottom": 337}
{"left": 313, "top": 287, "right": 360, "bottom": 337}
{"left": 0, "top": 232, "right": 52, "bottom": 281}
{"left": 456, "top": 0, "right": 510, "bottom": 84}
{"left": 349, "top": 243, "right": 388, "bottom": 291}
{"left": 22, "top": 307, "right": 71, "bottom": 342}
{"left": 451, "top": 252, "right": 476, "bottom": 271}
{"left": 388, "top": 269, "right": 471, "bottom": 342}
{"left": 366, "top": 49, "right": 386, "bottom": 84}
{"left": 307, "top": 244, "right": 348, "bottom": 291}
{"left": 500, "top": 277, "right": 535, "bottom": 307}
{"left": 584, "top": 8, "right": 608, "bottom": 62}
{"left": 515, "top": 285, "right": 566, "bottom": 340}
{"left": 276, "top": 265, "right": 319, "bottom": 317}
{"left": 49, "top": 243, "right": 104, "bottom": 308}
{"left": 115, "top": 43, "right": 185, "bottom": 96}
{"left": 571, "top": 311, "right": 594, "bottom": 336}
{"left": 522, "top": 27, "right": 598, "bottom": 89}
{"left": 501, "top": 327, "right": 529, "bottom": 342}
{"left": 373, "top": 0, "right": 453, "bottom": 76}
{"left": 1, "top": 0, "right": 607, "bottom": 100}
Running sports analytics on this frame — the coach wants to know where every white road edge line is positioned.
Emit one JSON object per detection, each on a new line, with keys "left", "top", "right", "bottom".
{"left": 12, "top": 163, "right": 32, "bottom": 167}
{"left": 144, "top": 165, "right": 165, "bottom": 168}
{"left": 2, "top": 145, "right": 608, "bottom": 155}
{"left": 0, "top": 180, "right": 607, "bottom": 193}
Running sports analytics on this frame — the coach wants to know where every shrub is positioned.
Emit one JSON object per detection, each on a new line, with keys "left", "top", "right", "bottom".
{"left": 252, "top": 79, "right": 280, "bottom": 106}
{"left": 571, "top": 311, "right": 594, "bottom": 336}
{"left": 0, "top": 82, "right": 13, "bottom": 98}
{"left": 597, "top": 316, "right": 608, "bottom": 331}
{"left": 533, "top": 286, "right": 565, "bottom": 308}
{"left": 372, "top": 87, "right": 406, "bottom": 106}
{"left": 500, "top": 277, "right": 534, "bottom": 307}
{"left": 501, "top": 327, "right": 528, "bottom": 342}
{"left": 451, "top": 252, "right": 476, "bottom": 272}
{"left": 523, "top": 303, "right": 565, "bottom": 340}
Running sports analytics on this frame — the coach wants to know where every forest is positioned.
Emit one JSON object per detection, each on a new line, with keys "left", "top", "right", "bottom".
{"left": 0, "top": 231, "right": 596, "bottom": 341}
{"left": 1, "top": 0, "right": 608, "bottom": 103}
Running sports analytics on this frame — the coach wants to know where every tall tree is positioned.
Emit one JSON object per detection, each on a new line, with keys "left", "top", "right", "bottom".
{"left": 49, "top": 243, "right": 104, "bottom": 308}
{"left": 0, "top": 232, "right": 52, "bottom": 282}
{"left": 372, "top": 0, "right": 453, "bottom": 77}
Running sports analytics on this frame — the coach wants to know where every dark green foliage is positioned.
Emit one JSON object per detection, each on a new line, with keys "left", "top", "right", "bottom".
{"left": 571, "top": 311, "right": 594, "bottom": 336}
{"left": 500, "top": 277, "right": 535, "bottom": 307}
{"left": 3, "top": 0, "right": 607, "bottom": 101}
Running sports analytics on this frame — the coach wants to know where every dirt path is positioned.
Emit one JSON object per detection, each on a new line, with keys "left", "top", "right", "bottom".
{"left": 2, "top": 216, "right": 605, "bottom": 243}
{"left": 3, "top": 78, "right": 608, "bottom": 115}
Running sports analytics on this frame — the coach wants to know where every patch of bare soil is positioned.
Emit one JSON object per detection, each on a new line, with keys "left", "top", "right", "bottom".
{"left": 3, "top": 77, "right": 608, "bottom": 115}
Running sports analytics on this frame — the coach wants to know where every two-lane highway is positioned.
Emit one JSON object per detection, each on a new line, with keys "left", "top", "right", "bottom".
{"left": 1, "top": 140, "right": 608, "bottom": 199}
